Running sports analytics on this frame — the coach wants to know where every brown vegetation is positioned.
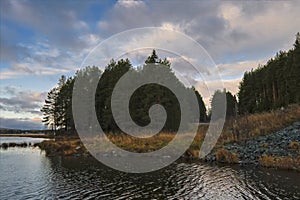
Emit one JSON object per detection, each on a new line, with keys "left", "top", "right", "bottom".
{"left": 196, "top": 104, "right": 300, "bottom": 146}
{"left": 34, "top": 105, "right": 300, "bottom": 171}
{"left": 259, "top": 155, "right": 300, "bottom": 171}
{"left": 37, "top": 138, "right": 87, "bottom": 156}
{"left": 290, "top": 141, "right": 300, "bottom": 150}
{"left": 215, "top": 148, "right": 239, "bottom": 164}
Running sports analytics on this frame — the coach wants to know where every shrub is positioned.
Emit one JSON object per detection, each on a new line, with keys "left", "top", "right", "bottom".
{"left": 1, "top": 143, "right": 8, "bottom": 149}
{"left": 8, "top": 142, "right": 17, "bottom": 147}
{"left": 259, "top": 155, "right": 300, "bottom": 170}
{"left": 215, "top": 148, "right": 239, "bottom": 164}
{"left": 289, "top": 141, "right": 300, "bottom": 150}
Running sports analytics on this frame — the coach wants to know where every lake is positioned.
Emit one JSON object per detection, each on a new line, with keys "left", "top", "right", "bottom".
{"left": 0, "top": 137, "right": 299, "bottom": 199}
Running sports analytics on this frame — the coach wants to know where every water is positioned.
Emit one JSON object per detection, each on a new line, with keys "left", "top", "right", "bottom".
{"left": 0, "top": 136, "right": 48, "bottom": 144}
{"left": 0, "top": 137, "right": 299, "bottom": 199}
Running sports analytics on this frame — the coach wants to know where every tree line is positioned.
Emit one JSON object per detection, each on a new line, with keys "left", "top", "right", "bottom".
{"left": 41, "top": 50, "right": 207, "bottom": 133}
{"left": 209, "top": 33, "right": 300, "bottom": 117}
{"left": 41, "top": 33, "right": 300, "bottom": 132}
{"left": 238, "top": 33, "right": 300, "bottom": 114}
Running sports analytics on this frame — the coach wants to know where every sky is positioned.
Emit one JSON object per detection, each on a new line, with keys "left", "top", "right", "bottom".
{"left": 0, "top": 0, "right": 299, "bottom": 130}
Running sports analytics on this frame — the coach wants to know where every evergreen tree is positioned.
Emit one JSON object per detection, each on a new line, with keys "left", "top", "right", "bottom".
{"left": 41, "top": 50, "right": 210, "bottom": 133}
{"left": 211, "top": 89, "right": 237, "bottom": 119}
{"left": 41, "top": 87, "right": 59, "bottom": 131}
{"left": 238, "top": 33, "right": 300, "bottom": 114}
{"left": 192, "top": 87, "right": 207, "bottom": 122}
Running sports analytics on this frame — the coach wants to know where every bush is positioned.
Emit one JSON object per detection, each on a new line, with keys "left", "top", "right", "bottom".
{"left": 1, "top": 143, "right": 8, "bottom": 149}
{"left": 289, "top": 141, "right": 300, "bottom": 150}
{"left": 259, "top": 155, "right": 300, "bottom": 170}
{"left": 215, "top": 148, "right": 239, "bottom": 164}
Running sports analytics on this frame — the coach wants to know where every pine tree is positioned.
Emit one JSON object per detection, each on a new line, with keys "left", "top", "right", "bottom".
{"left": 41, "top": 87, "right": 59, "bottom": 131}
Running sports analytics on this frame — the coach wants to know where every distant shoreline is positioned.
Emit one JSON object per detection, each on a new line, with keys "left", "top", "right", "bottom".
{"left": 0, "top": 134, "right": 53, "bottom": 138}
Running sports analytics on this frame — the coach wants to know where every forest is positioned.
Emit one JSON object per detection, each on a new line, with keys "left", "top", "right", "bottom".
{"left": 238, "top": 33, "right": 300, "bottom": 114}
{"left": 41, "top": 34, "right": 300, "bottom": 133}
{"left": 41, "top": 50, "right": 208, "bottom": 133}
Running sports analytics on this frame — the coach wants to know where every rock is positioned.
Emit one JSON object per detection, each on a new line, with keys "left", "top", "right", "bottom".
{"left": 75, "top": 146, "right": 81, "bottom": 150}
{"left": 204, "top": 121, "right": 300, "bottom": 166}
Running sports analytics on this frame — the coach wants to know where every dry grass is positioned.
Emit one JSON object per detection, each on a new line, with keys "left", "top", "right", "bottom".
{"left": 107, "top": 132, "right": 174, "bottom": 152}
{"left": 36, "top": 105, "right": 300, "bottom": 160}
{"left": 289, "top": 141, "right": 300, "bottom": 155}
{"left": 83, "top": 131, "right": 206, "bottom": 154}
{"left": 259, "top": 155, "right": 300, "bottom": 171}
{"left": 290, "top": 141, "right": 300, "bottom": 150}
{"left": 215, "top": 148, "right": 239, "bottom": 164}
{"left": 37, "top": 138, "right": 87, "bottom": 156}
{"left": 37, "top": 131, "right": 206, "bottom": 156}
{"left": 209, "top": 104, "right": 300, "bottom": 146}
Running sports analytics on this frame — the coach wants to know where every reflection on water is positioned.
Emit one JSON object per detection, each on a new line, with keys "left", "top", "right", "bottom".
{"left": 0, "top": 136, "right": 48, "bottom": 144}
{"left": 0, "top": 137, "right": 299, "bottom": 199}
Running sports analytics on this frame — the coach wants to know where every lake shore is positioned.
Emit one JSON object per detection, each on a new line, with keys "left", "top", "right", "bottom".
{"left": 1, "top": 105, "right": 300, "bottom": 171}
{"left": 0, "top": 133, "right": 53, "bottom": 138}
{"left": 34, "top": 122, "right": 300, "bottom": 171}
{"left": 205, "top": 121, "right": 300, "bottom": 171}
{"left": 33, "top": 123, "right": 300, "bottom": 171}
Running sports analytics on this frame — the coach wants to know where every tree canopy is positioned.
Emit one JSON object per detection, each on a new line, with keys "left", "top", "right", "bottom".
{"left": 41, "top": 33, "right": 300, "bottom": 132}
{"left": 41, "top": 50, "right": 207, "bottom": 133}
{"left": 238, "top": 33, "right": 300, "bottom": 114}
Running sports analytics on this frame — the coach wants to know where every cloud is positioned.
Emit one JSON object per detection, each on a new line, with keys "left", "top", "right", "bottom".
{"left": 0, "top": 1, "right": 104, "bottom": 79}
{"left": 0, "top": 86, "right": 46, "bottom": 115}
{"left": 116, "top": 0, "right": 145, "bottom": 9}
{"left": 194, "top": 57, "right": 270, "bottom": 107}
{"left": 0, "top": 117, "right": 43, "bottom": 130}
{"left": 195, "top": 79, "right": 241, "bottom": 109}
{"left": 215, "top": 58, "right": 267, "bottom": 80}
{"left": 2, "top": 1, "right": 299, "bottom": 80}
{"left": 1, "top": 0, "right": 299, "bottom": 126}
{"left": 1, "top": 0, "right": 90, "bottom": 49}
{"left": 96, "top": 1, "right": 300, "bottom": 63}
{"left": 0, "top": 38, "right": 96, "bottom": 79}
{"left": 214, "top": 1, "right": 300, "bottom": 60}
{"left": 90, "top": 0, "right": 299, "bottom": 106}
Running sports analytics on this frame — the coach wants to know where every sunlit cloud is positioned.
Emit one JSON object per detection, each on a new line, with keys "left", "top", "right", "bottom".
{"left": 1, "top": 0, "right": 299, "bottom": 129}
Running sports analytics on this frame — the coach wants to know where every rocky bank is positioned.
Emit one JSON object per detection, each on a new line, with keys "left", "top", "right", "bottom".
{"left": 205, "top": 122, "right": 300, "bottom": 165}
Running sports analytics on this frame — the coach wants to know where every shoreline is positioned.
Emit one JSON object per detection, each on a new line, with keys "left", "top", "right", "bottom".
{"left": 0, "top": 133, "right": 53, "bottom": 138}
{"left": 32, "top": 122, "right": 300, "bottom": 172}
{"left": 204, "top": 121, "right": 300, "bottom": 171}
{"left": 1, "top": 105, "right": 300, "bottom": 171}
{"left": 1, "top": 131, "right": 299, "bottom": 171}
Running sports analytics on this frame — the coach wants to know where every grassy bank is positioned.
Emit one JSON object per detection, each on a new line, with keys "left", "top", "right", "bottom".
{"left": 208, "top": 104, "right": 300, "bottom": 146}
{"left": 36, "top": 105, "right": 300, "bottom": 170}
{"left": 36, "top": 131, "right": 206, "bottom": 157}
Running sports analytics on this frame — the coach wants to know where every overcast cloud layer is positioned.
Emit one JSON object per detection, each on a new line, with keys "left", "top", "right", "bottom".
{"left": 0, "top": 0, "right": 299, "bottom": 129}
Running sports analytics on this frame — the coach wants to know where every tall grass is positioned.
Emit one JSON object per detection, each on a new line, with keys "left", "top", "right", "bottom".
{"left": 38, "top": 104, "right": 300, "bottom": 157}
{"left": 201, "top": 104, "right": 300, "bottom": 146}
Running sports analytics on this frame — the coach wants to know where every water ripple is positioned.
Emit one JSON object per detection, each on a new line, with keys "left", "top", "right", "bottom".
{"left": 1, "top": 146, "right": 300, "bottom": 199}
